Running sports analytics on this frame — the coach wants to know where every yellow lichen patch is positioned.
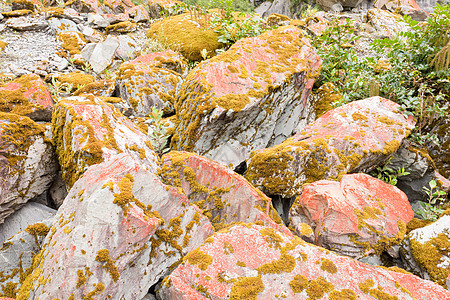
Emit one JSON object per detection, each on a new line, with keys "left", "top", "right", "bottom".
{"left": 358, "top": 278, "right": 399, "bottom": 299}
{"left": 184, "top": 248, "right": 213, "bottom": 271}
{"left": 320, "top": 258, "right": 338, "bottom": 274}
{"left": 25, "top": 223, "right": 49, "bottom": 237}
{"left": 57, "top": 31, "right": 87, "bottom": 55}
{"left": 223, "top": 241, "right": 234, "bottom": 254}
{"left": 312, "top": 82, "right": 342, "bottom": 118}
{"left": 105, "top": 21, "right": 136, "bottom": 33}
{"left": 409, "top": 232, "right": 450, "bottom": 287}
{"left": 54, "top": 73, "right": 95, "bottom": 92}
{"left": 406, "top": 218, "right": 432, "bottom": 234}
{"left": 289, "top": 274, "right": 309, "bottom": 293}
{"left": 257, "top": 253, "right": 296, "bottom": 274}
{"left": 83, "top": 282, "right": 105, "bottom": 300}
{"left": 306, "top": 277, "right": 334, "bottom": 300}
{"left": 1, "top": 9, "right": 32, "bottom": 17}
{"left": 260, "top": 227, "right": 284, "bottom": 249}
{"left": 329, "top": 289, "right": 357, "bottom": 300}
{"left": 0, "top": 41, "right": 8, "bottom": 52}
{"left": 95, "top": 249, "right": 120, "bottom": 282}
{"left": 229, "top": 276, "right": 264, "bottom": 300}
{"left": 298, "top": 223, "right": 313, "bottom": 236}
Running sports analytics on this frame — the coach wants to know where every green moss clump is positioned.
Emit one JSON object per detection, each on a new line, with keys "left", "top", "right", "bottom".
{"left": 229, "top": 276, "right": 264, "bottom": 300}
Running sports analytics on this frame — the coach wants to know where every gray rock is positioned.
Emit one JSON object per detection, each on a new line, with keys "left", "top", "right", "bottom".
{"left": 48, "top": 17, "right": 79, "bottom": 35}
{"left": 82, "top": 36, "right": 119, "bottom": 73}
{"left": 87, "top": 12, "right": 110, "bottom": 28}
{"left": 261, "top": 0, "right": 291, "bottom": 18}
{"left": 81, "top": 25, "right": 104, "bottom": 43}
{"left": 49, "top": 172, "right": 68, "bottom": 209}
{"left": 5, "top": 16, "right": 48, "bottom": 31}
{"left": 115, "top": 35, "right": 139, "bottom": 61}
{"left": 0, "top": 202, "right": 56, "bottom": 244}
{"left": 255, "top": 1, "right": 272, "bottom": 16}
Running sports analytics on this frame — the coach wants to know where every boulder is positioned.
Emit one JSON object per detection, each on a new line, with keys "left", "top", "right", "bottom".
{"left": 51, "top": 96, "right": 159, "bottom": 187}
{"left": 0, "top": 220, "right": 52, "bottom": 298}
{"left": 87, "top": 12, "right": 110, "bottom": 28}
{"left": 146, "top": 12, "right": 222, "bottom": 62}
{"left": 127, "top": 5, "right": 149, "bottom": 22}
{"left": 260, "top": 0, "right": 291, "bottom": 18}
{"left": 53, "top": 72, "right": 96, "bottom": 92}
{"left": 374, "top": 0, "right": 429, "bottom": 21}
{"left": 289, "top": 173, "right": 414, "bottom": 259}
{"left": 117, "top": 63, "right": 183, "bottom": 116}
{"left": 73, "top": 79, "right": 116, "bottom": 97}
{"left": 81, "top": 35, "right": 119, "bottom": 73}
{"left": 47, "top": 17, "right": 79, "bottom": 36}
{"left": 160, "top": 151, "right": 290, "bottom": 234}
{"left": 316, "top": 0, "right": 363, "bottom": 11}
{"left": 16, "top": 153, "right": 213, "bottom": 299}
{"left": 401, "top": 214, "right": 450, "bottom": 288}
{"left": 115, "top": 35, "right": 139, "bottom": 61}
{"left": 173, "top": 25, "right": 321, "bottom": 169}
{"left": 129, "top": 50, "right": 188, "bottom": 75}
{"left": 367, "top": 8, "right": 409, "bottom": 36}
{"left": 0, "top": 113, "right": 58, "bottom": 224}
{"left": 0, "top": 74, "right": 53, "bottom": 121}
{"left": 11, "top": 0, "right": 43, "bottom": 12}
{"left": 246, "top": 96, "right": 416, "bottom": 198}
{"left": 57, "top": 30, "right": 88, "bottom": 55}
{"left": 0, "top": 202, "right": 56, "bottom": 244}
{"left": 426, "top": 115, "right": 450, "bottom": 179}
{"left": 64, "top": 0, "right": 100, "bottom": 13}
{"left": 159, "top": 223, "right": 450, "bottom": 299}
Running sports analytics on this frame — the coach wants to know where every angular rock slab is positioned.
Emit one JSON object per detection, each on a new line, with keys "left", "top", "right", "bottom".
{"left": 0, "top": 74, "right": 53, "bottom": 121}
{"left": 173, "top": 25, "right": 321, "bottom": 169}
{"left": 17, "top": 153, "right": 213, "bottom": 299}
{"left": 130, "top": 50, "right": 188, "bottom": 75}
{"left": 0, "top": 220, "right": 52, "bottom": 298}
{"left": 401, "top": 214, "right": 450, "bottom": 288}
{"left": 160, "top": 151, "right": 290, "bottom": 235}
{"left": 52, "top": 96, "right": 159, "bottom": 187}
{"left": 117, "top": 63, "right": 183, "bottom": 116}
{"left": 159, "top": 224, "right": 450, "bottom": 300}
{"left": 246, "top": 96, "right": 416, "bottom": 198}
{"left": 289, "top": 173, "right": 414, "bottom": 259}
{"left": 0, "top": 113, "right": 58, "bottom": 224}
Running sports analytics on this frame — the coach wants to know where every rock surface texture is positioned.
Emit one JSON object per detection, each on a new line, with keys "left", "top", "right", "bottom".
{"left": 246, "top": 96, "right": 416, "bottom": 197}
{"left": 173, "top": 25, "right": 321, "bottom": 169}
{"left": 159, "top": 223, "right": 450, "bottom": 299}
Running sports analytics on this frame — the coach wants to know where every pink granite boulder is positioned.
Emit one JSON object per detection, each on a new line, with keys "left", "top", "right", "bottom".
{"left": 17, "top": 153, "right": 213, "bottom": 299}
{"left": 246, "top": 96, "right": 416, "bottom": 197}
{"left": 289, "top": 173, "right": 414, "bottom": 259}
{"left": 0, "top": 74, "right": 53, "bottom": 121}
{"left": 160, "top": 151, "right": 290, "bottom": 235}
{"left": 159, "top": 223, "right": 450, "bottom": 299}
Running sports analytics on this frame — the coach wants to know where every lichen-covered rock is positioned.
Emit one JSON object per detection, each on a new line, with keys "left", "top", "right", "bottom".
{"left": 0, "top": 74, "right": 53, "bottom": 121}
{"left": 160, "top": 151, "right": 290, "bottom": 235}
{"left": 81, "top": 35, "right": 119, "bottom": 73}
{"left": 16, "top": 153, "right": 213, "bottom": 299}
{"left": 374, "top": 0, "right": 429, "bottom": 21}
{"left": 289, "top": 173, "right": 414, "bottom": 259}
{"left": 129, "top": 50, "right": 188, "bottom": 75}
{"left": 367, "top": 8, "right": 409, "bottom": 36}
{"left": 57, "top": 30, "right": 87, "bottom": 55}
{"left": 426, "top": 115, "right": 450, "bottom": 179}
{"left": 53, "top": 72, "right": 95, "bottom": 92}
{"left": 64, "top": 0, "right": 100, "bottom": 13}
{"left": 51, "top": 96, "right": 159, "bottom": 187}
{"left": 0, "top": 202, "right": 56, "bottom": 244}
{"left": 117, "top": 63, "right": 183, "bottom": 116}
{"left": 173, "top": 25, "right": 321, "bottom": 169}
{"left": 11, "top": 0, "right": 43, "bottom": 12}
{"left": 159, "top": 223, "right": 450, "bottom": 299}
{"left": 146, "top": 12, "right": 222, "bottom": 62}
{"left": 0, "top": 113, "right": 58, "bottom": 224}
{"left": 401, "top": 214, "right": 450, "bottom": 288}
{"left": 246, "top": 96, "right": 415, "bottom": 198}
{"left": 105, "top": 21, "right": 137, "bottom": 33}
{"left": 73, "top": 79, "right": 116, "bottom": 97}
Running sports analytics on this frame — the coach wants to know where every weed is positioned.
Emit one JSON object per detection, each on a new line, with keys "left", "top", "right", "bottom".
{"left": 370, "top": 159, "right": 410, "bottom": 186}
{"left": 148, "top": 106, "right": 170, "bottom": 157}
{"left": 416, "top": 180, "right": 447, "bottom": 221}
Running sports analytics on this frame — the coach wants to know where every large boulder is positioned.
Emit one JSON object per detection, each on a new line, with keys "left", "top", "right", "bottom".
{"left": 0, "top": 113, "right": 58, "bottom": 224}
{"left": 289, "top": 173, "right": 414, "bottom": 259}
{"left": 0, "top": 74, "right": 53, "bottom": 122}
{"left": 173, "top": 25, "right": 321, "bottom": 169}
{"left": 246, "top": 96, "right": 416, "bottom": 198}
{"left": 129, "top": 50, "right": 188, "bottom": 75}
{"left": 160, "top": 151, "right": 290, "bottom": 235}
{"left": 401, "top": 214, "right": 450, "bottom": 288}
{"left": 374, "top": 0, "right": 429, "bottom": 21}
{"left": 16, "top": 153, "right": 214, "bottom": 299}
{"left": 51, "top": 96, "right": 159, "bottom": 187}
{"left": 367, "top": 8, "right": 409, "bottom": 36}
{"left": 159, "top": 223, "right": 450, "bottom": 299}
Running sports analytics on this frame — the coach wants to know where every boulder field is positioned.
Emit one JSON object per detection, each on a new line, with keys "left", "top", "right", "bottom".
{"left": 0, "top": 0, "right": 449, "bottom": 298}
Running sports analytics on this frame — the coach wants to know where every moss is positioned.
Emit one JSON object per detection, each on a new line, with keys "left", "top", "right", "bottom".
{"left": 95, "top": 249, "right": 120, "bottom": 282}
{"left": 184, "top": 248, "right": 212, "bottom": 271}
{"left": 313, "top": 82, "right": 341, "bottom": 118}
{"left": 54, "top": 73, "right": 95, "bottom": 92}
{"left": 229, "top": 276, "right": 264, "bottom": 300}
{"left": 406, "top": 217, "right": 432, "bottom": 234}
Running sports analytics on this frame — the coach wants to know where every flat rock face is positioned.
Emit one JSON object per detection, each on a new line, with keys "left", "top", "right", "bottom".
{"left": 289, "top": 173, "right": 414, "bottom": 259}
{"left": 117, "top": 64, "right": 183, "bottom": 116}
{"left": 159, "top": 224, "right": 450, "bottom": 300}
{"left": 129, "top": 50, "right": 188, "bottom": 75}
{"left": 160, "top": 151, "right": 290, "bottom": 235}
{"left": 246, "top": 96, "right": 416, "bottom": 198}
{"left": 401, "top": 214, "right": 450, "bottom": 288}
{"left": 52, "top": 96, "right": 159, "bottom": 187}
{"left": 0, "top": 74, "right": 53, "bottom": 121}
{"left": 367, "top": 8, "right": 409, "bottom": 36}
{"left": 17, "top": 153, "right": 214, "bottom": 299}
{"left": 0, "top": 113, "right": 58, "bottom": 224}
{"left": 173, "top": 25, "right": 321, "bottom": 169}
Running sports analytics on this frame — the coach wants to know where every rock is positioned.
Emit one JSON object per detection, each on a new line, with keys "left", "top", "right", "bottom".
{"left": 51, "top": 96, "right": 159, "bottom": 187}
{"left": 374, "top": 0, "right": 429, "bottom": 21}
{"left": 64, "top": 0, "right": 100, "bottom": 13}
{"left": 129, "top": 50, "right": 188, "bottom": 75}
{"left": 47, "top": 17, "right": 79, "bottom": 35}
{"left": 127, "top": 5, "right": 149, "bottom": 22}
{"left": 5, "top": 16, "right": 48, "bottom": 31}
{"left": 0, "top": 74, "right": 53, "bottom": 121}
{"left": 17, "top": 153, "right": 213, "bottom": 299}
{"left": 260, "top": 0, "right": 291, "bottom": 18}
{"left": 159, "top": 223, "right": 450, "bottom": 299}
{"left": 73, "top": 79, "right": 116, "bottom": 97}
{"left": 147, "top": 12, "right": 222, "bottom": 62}
{"left": 0, "top": 220, "right": 52, "bottom": 298}
{"left": 0, "top": 113, "right": 58, "bottom": 224}
{"left": 115, "top": 35, "right": 139, "bottom": 61}
{"left": 103, "top": 12, "right": 129, "bottom": 24}
{"left": 0, "top": 202, "right": 56, "bottom": 244}
{"left": 246, "top": 96, "right": 416, "bottom": 198}
{"left": 117, "top": 63, "right": 183, "bottom": 116}
{"left": 49, "top": 171, "right": 68, "bottom": 208}
{"left": 289, "top": 173, "right": 414, "bottom": 259}
{"left": 367, "top": 8, "right": 409, "bottom": 36}
{"left": 105, "top": 0, "right": 134, "bottom": 14}
{"left": 2, "top": 10, "right": 32, "bottom": 18}
{"left": 173, "top": 25, "right": 321, "bottom": 169}
{"left": 316, "top": 0, "right": 362, "bottom": 11}
{"left": 11, "top": 0, "right": 43, "bottom": 12}
{"left": 57, "top": 30, "right": 87, "bottom": 55}
{"left": 105, "top": 20, "right": 137, "bottom": 34}
{"left": 147, "top": 0, "right": 181, "bottom": 19}
{"left": 81, "top": 35, "right": 119, "bottom": 73}
{"left": 401, "top": 214, "right": 450, "bottom": 288}
{"left": 87, "top": 12, "right": 110, "bottom": 28}
{"left": 81, "top": 25, "right": 105, "bottom": 43}
{"left": 426, "top": 115, "right": 450, "bottom": 179}
{"left": 160, "top": 151, "right": 291, "bottom": 235}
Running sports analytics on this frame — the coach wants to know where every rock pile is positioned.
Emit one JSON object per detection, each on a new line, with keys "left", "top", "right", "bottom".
{"left": 0, "top": 0, "right": 449, "bottom": 299}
